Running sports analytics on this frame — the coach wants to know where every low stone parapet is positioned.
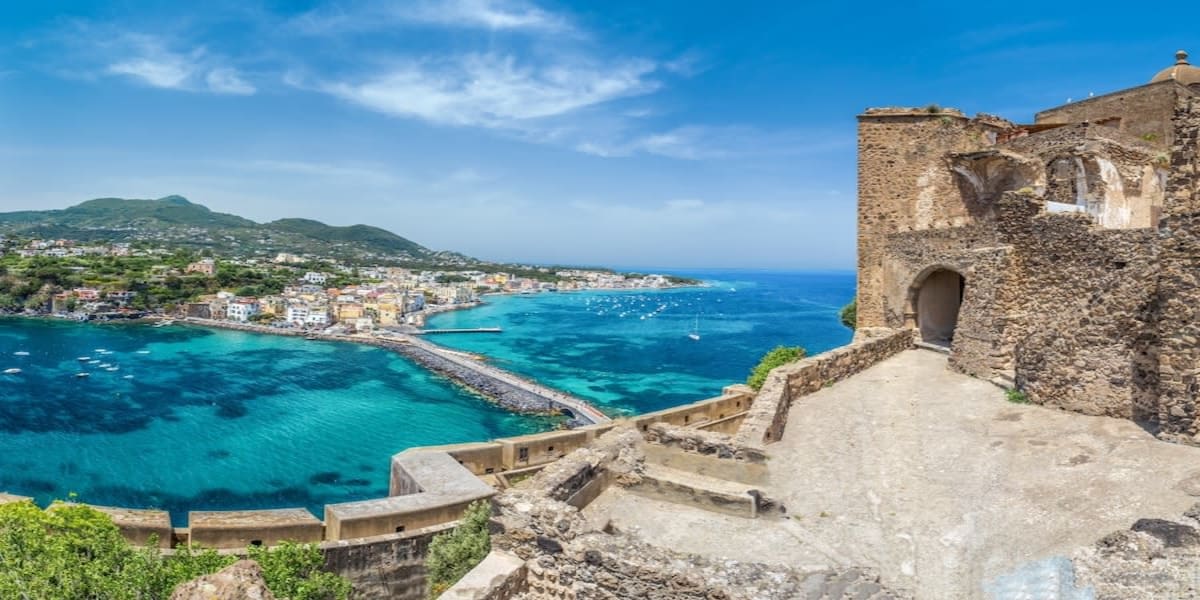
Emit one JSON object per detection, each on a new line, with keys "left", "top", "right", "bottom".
{"left": 439, "top": 550, "right": 527, "bottom": 600}
{"left": 736, "top": 327, "right": 914, "bottom": 447}
{"left": 327, "top": 450, "right": 494, "bottom": 540}
{"left": 188, "top": 508, "right": 323, "bottom": 548}
{"left": 90, "top": 504, "right": 174, "bottom": 548}
{"left": 643, "top": 422, "right": 765, "bottom": 463}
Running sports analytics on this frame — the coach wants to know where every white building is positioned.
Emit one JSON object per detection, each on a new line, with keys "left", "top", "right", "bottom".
{"left": 227, "top": 301, "right": 260, "bottom": 322}
{"left": 285, "top": 305, "right": 309, "bottom": 324}
{"left": 303, "top": 272, "right": 329, "bottom": 285}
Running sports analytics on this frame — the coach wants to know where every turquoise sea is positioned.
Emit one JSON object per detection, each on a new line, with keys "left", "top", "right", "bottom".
{"left": 0, "top": 270, "right": 853, "bottom": 521}
{"left": 427, "top": 270, "right": 856, "bottom": 415}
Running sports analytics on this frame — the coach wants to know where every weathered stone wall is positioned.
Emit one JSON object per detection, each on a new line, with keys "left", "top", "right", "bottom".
{"left": 994, "top": 193, "right": 1160, "bottom": 418}
{"left": 1035, "top": 81, "right": 1183, "bottom": 147}
{"left": 856, "top": 109, "right": 1009, "bottom": 329}
{"left": 1153, "top": 91, "right": 1200, "bottom": 441}
{"left": 322, "top": 527, "right": 447, "bottom": 600}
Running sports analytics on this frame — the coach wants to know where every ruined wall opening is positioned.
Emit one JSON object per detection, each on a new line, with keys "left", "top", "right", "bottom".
{"left": 913, "top": 269, "right": 965, "bottom": 347}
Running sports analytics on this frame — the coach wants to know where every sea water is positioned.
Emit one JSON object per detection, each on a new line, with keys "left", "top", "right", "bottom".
{"left": 426, "top": 270, "right": 855, "bottom": 415}
{"left": 0, "top": 320, "right": 551, "bottom": 522}
{"left": 0, "top": 270, "right": 854, "bottom": 519}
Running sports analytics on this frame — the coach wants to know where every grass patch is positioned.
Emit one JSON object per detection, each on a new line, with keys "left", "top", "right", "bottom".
{"left": 1005, "top": 389, "right": 1030, "bottom": 404}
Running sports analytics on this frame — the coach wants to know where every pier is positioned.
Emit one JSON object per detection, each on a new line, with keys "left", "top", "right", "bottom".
{"left": 415, "top": 327, "right": 503, "bottom": 335}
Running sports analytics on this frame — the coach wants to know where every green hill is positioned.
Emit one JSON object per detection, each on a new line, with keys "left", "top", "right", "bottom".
{"left": 0, "top": 195, "right": 450, "bottom": 264}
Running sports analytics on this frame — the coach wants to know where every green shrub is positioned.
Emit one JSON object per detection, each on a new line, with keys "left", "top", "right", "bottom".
{"left": 426, "top": 500, "right": 492, "bottom": 598}
{"left": 1006, "top": 389, "right": 1030, "bottom": 404}
{"left": 839, "top": 299, "right": 856, "bottom": 330}
{"left": 250, "top": 541, "right": 351, "bottom": 600}
{"left": 0, "top": 500, "right": 350, "bottom": 599}
{"left": 747, "top": 346, "right": 807, "bottom": 390}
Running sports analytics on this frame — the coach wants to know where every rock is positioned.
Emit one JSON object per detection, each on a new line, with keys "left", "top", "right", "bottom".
{"left": 170, "top": 560, "right": 276, "bottom": 600}
{"left": 1131, "top": 518, "right": 1200, "bottom": 548}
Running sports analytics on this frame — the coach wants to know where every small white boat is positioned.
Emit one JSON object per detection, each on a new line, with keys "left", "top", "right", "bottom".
{"left": 99, "top": 363, "right": 111, "bottom": 369}
{"left": 106, "top": 367, "right": 119, "bottom": 372}
{"left": 94, "top": 348, "right": 107, "bottom": 353}
{"left": 75, "top": 372, "right": 90, "bottom": 378}
{"left": 13, "top": 351, "right": 29, "bottom": 356}
{"left": 135, "top": 350, "right": 151, "bottom": 354}
{"left": 89, "top": 360, "right": 101, "bottom": 365}
{"left": 688, "top": 315, "right": 701, "bottom": 341}
{"left": 3, "top": 368, "right": 21, "bottom": 374}
{"left": 78, "top": 356, "right": 91, "bottom": 361}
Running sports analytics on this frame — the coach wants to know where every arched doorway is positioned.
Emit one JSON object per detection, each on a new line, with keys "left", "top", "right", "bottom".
{"left": 914, "top": 269, "right": 965, "bottom": 347}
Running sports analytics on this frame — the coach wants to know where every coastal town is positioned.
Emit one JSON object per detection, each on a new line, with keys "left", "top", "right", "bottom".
{"left": 0, "top": 235, "right": 694, "bottom": 332}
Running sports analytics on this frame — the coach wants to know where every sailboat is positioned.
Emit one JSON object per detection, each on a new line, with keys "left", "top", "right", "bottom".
{"left": 688, "top": 316, "right": 701, "bottom": 341}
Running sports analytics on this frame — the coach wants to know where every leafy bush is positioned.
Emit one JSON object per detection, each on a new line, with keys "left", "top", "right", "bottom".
{"left": 426, "top": 500, "right": 492, "bottom": 598}
{"left": 0, "top": 500, "right": 350, "bottom": 599}
{"left": 839, "top": 300, "right": 856, "bottom": 330}
{"left": 747, "top": 346, "right": 807, "bottom": 390}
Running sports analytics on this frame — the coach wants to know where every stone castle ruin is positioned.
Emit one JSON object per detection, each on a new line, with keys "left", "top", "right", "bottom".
{"left": 855, "top": 50, "right": 1200, "bottom": 442}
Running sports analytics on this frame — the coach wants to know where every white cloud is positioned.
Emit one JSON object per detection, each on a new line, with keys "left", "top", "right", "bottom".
{"left": 205, "top": 68, "right": 256, "bottom": 95}
{"left": 320, "top": 53, "right": 659, "bottom": 128}
{"left": 403, "top": 0, "right": 569, "bottom": 31}
{"left": 292, "top": 0, "right": 571, "bottom": 34}
{"left": 106, "top": 41, "right": 196, "bottom": 89}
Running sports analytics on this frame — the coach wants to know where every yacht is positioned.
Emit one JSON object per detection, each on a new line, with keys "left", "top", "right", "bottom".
{"left": 13, "top": 351, "right": 29, "bottom": 356}
{"left": 75, "top": 372, "right": 90, "bottom": 378}
{"left": 3, "top": 368, "right": 21, "bottom": 374}
{"left": 78, "top": 356, "right": 91, "bottom": 362}
{"left": 688, "top": 315, "right": 701, "bottom": 341}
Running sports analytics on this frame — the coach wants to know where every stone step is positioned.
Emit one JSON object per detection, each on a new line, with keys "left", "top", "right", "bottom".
{"left": 627, "top": 463, "right": 765, "bottom": 517}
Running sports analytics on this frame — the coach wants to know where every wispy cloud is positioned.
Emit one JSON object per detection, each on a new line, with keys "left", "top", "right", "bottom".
{"left": 318, "top": 53, "right": 659, "bottom": 128}
{"left": 291, "top": 0, "right": 572, "bottom": 34}
{"left": 205, "top": 67, "right": 256, "bottom": 95}
{"left": 34, "top": 24, "right": 255, "bottom": 95}
{"left": 577, "top": 126, "right": 854, "bottom": 161}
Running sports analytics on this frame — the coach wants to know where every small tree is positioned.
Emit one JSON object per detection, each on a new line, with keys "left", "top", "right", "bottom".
{"left": 426, "top": 500, "right": 491, "bottom": 598}
{"left": 839, "top": 299, "right": 856, "bottom": 330}
{"left": 747, "top": 346, "right": 807, "bottom": 390}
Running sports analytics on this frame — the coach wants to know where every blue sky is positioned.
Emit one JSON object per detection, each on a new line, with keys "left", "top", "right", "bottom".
{"left": 0, "top": 1, "right": 1195, "bottom": 268}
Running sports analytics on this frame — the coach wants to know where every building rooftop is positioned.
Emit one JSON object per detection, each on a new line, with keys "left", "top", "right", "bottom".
{"left": 1151, "top": 50, "right": 1200, "bottom": 86}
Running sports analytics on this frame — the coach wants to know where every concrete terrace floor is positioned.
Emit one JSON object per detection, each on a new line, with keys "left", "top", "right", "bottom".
{"left": 764, "top": 349, "right": 1200, "bottom": 599}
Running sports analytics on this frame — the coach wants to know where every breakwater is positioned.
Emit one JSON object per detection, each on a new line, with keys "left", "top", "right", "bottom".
{"left": 178, "top": 318, "right": 610, "bottom": 426}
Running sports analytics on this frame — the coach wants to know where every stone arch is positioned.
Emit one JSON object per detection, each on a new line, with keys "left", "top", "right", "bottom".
{"left": 950, "top": 150, "right": 1044, "bottom": 217}
{"left": 906, "top": 266, "right": 966, "bottom": 347}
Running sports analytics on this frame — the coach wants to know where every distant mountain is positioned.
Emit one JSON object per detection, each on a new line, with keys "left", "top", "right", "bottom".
{"left": 0, "top": 195, "right": 462, "bottom": 264}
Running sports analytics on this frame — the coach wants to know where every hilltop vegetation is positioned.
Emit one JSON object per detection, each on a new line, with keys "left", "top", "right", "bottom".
{"left": 0, "top": 196, "right": 452, "bottom": 265}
